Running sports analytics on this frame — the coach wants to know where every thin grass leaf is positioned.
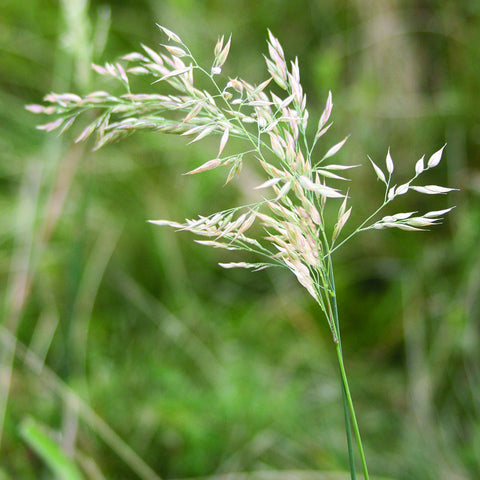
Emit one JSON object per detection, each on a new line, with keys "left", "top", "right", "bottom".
{"left": 20, "top": 417, "right": 85, "bottom": 480}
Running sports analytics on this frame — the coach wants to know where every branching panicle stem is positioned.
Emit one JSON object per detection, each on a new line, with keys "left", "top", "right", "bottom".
{"left": 28, "top": 24, "right": 456, "bottom": 480}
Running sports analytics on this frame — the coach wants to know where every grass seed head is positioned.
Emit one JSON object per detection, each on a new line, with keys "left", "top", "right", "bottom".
{"left": 29, "top": 24, "right": 457, "bottom": 319}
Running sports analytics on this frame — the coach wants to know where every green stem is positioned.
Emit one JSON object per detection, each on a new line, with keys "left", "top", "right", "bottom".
{"left": 329, "top": 296, "right": 356, "bottom": 480}
{"left": 340, "top": 356, "right": 357, "bottom": 480}
{"left": 335, "top": 343, "right": 370, "bottom": 480}
{"left": 319, "top": 239, "right": 357, "bottom": 480}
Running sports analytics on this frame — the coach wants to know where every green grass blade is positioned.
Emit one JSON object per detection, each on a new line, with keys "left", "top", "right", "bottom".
{"left": 19, "top": 417, "right": 85, "bottom": 480}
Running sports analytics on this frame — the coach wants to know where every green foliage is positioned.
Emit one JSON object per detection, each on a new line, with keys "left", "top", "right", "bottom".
{"left": 19, "top": 417, "right": 85, "bottom": 480}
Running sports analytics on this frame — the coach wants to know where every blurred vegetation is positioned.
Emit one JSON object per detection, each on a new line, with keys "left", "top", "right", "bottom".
{"left": 0, "top": 1, "right": 479, "bottom": 479}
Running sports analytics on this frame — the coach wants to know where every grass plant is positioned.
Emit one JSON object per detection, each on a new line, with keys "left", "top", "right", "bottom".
{"left": 28, "top": 24, "right": 457, "bottom": 480}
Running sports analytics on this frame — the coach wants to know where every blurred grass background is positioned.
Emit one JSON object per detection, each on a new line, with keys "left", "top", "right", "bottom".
{"left": 0, "top": 1, "right": 479, "bottom": 479}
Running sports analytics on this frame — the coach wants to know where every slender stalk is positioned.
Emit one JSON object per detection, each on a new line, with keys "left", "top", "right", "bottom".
{"left": 320, "top": 225, "right": 358, "bottom": 479}
{"left": 339, "top": 348, "right": 357, "bottom": 480}
{"left": 335, "top": 343, "right": 370, "bottom": 480}
{"left": 329, "top": 294, "right": 356, "bottom": 480}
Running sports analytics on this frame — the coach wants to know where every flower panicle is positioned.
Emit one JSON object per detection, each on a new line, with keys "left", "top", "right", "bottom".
{"left": 28, "top": 24, "right": 457, "bottom": 309}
